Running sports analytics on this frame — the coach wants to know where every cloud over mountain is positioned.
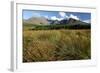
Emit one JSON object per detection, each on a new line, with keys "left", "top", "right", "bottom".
{"left": 50, "top": 13, "right": 80, "bottom": 21}
{"left": 69, "top": 14, "right": 79, "bottom": 20}
{"left": 51, "top": 16, "right": 64, "bottom": 21}
{"left": 59, "top": 12, "right": 66, "bottom": 17}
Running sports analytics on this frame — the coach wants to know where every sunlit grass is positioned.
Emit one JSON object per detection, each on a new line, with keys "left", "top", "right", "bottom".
{"left": 23, "top": 29, "right": 91, "bottom": 62}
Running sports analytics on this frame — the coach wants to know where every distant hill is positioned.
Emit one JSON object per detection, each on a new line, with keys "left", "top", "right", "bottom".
{"left": 23, "top": 17, "right": 49, "bottom": 25}
{"left": 66, "top": 18, "right": 90, "bottom": 25}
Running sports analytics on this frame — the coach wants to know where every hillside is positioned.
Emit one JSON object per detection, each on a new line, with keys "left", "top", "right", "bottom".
{"left": 23, "top": 17, "right": 49, "bottom": 25}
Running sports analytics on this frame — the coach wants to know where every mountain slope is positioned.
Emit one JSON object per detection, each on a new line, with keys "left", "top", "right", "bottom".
{"left": 24, "top": 17, "right": 49, "bottom": 25}
{"left": 67, "top": 18, "right": 90, "bottom": 25}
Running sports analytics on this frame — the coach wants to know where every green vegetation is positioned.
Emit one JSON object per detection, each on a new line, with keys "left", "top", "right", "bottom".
{"left": 23, "top": 27, "right": 91, "bottom": 62}
{"left": 23, "top": 23, "right": 91, "bottom": 30}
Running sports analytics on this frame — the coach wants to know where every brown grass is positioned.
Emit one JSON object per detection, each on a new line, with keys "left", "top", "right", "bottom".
{"left": 23, "top": 29, "right": 91, "bottom": 62}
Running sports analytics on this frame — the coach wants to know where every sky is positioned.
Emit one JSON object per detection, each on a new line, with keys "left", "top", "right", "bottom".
{"left": 23, "top": 10, "right": 91, "bottom": 23}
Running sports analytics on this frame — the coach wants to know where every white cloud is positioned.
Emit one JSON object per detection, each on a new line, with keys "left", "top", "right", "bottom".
{"left": 83, "top": 19, "right": 91, "bottom": 23}
{"left": 59, "top": 12, "right": 66, "bottom": 17}
{"left": 44, "top": 12, "right": 80, "bottom": 21}
{"left": 51, "top": 16, "right": 64, "bottom": 21}
{"left": 59, "top": 12, "right": 80, "bottom": 20}
{"left": 69, "top": 14, "right": 79, "bottom": 20}
{"left": 51, "top": 16, "right": 57, "bottom": 20}
{"left": 58, "top": 18, "right": 64, "bottom": 21}
{"left": 65, "top": 15, "right": 69, "bottom": 19}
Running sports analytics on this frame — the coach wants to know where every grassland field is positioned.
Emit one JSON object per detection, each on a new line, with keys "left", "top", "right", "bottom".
{"left": 23, "top": 27, "right": 91, "bottom": 62}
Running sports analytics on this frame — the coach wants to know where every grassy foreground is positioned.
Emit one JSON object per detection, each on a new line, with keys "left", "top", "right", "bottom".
{"left": 23, "top": 29, "right": 91, "bottom": 62}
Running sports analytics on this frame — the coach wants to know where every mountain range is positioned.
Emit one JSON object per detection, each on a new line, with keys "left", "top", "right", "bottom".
{"left": 23, "top": 17, "right": 90, "bottom": 25}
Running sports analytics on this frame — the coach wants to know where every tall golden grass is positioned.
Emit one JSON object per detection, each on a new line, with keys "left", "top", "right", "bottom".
{"left": 23, "top": 29, "right": 91, "bottom": 62}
